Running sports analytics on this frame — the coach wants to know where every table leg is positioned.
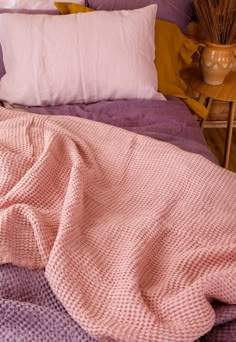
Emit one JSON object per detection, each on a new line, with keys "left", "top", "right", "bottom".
{"left": 198, "top": 94, "right": 207, "bottom": 105}
{"left": 200, "top": 97, "right": 213, "bottom": 130}
{"left": 198, "top": 95, "right": 211, "bottom": 130}
{"left": 224, "top": 101, "right": 236, "bottom": 169}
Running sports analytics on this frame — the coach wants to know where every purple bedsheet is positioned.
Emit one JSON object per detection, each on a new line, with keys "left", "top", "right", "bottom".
{"left": 1, "top": 264, "right": 236, "bottom": 341}
{"left": 25, "top": 98, "right": 217, "bottom": 163}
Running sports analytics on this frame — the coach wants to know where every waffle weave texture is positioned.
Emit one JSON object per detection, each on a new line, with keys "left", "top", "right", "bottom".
{"left": 0, "top": 264, "right": 96, "bottom": 342}
{"left": 1, "top": 265, "right": 236, "bottom": 342}
{"left": 0, "top": 107, "right": 236, "bottom": 341}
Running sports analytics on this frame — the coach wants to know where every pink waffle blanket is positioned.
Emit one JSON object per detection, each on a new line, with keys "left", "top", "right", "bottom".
{"left": 0, "top": 107, "right": 236, "bottom": 342}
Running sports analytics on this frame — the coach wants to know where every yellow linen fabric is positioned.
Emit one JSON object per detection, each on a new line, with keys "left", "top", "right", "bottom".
{"left": 154, "top": 19, "right": 207, "bottom": 119}
{"left": 54, "top": 2, "right": 207, "bottom": 119}
{"left": 54, "top": 2, "right": 93, "bottom": 14}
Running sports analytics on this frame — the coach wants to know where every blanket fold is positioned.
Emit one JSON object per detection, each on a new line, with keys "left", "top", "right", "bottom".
{"left": 0, "top": 107, "right": 236, "bottom": 341}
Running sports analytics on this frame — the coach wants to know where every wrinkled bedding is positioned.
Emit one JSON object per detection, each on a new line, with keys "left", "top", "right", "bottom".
{"left": 0, "top": 107, "right": 236, "bottom": 341}
{"left": 0, "top": 264, "right": 96, "bottom": 342}
{"left": 23, "top": 98, "right": 217, "bottom": 163}
{"left": 1, "top": 264, "right": 236, "bottom": 342}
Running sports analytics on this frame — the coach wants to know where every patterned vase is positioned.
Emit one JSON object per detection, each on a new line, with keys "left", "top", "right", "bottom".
{"left": 200, "top": 42, "right": 235, "bottom": 85}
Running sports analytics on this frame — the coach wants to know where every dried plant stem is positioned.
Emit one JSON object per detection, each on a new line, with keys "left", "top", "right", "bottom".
{"left": 193, "top": 0, "right": 236, "bottom": 44}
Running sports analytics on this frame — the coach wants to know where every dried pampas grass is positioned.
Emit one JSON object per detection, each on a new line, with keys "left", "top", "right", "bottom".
{"left": 193, "top": 0, "right": 236, "bottom": 44}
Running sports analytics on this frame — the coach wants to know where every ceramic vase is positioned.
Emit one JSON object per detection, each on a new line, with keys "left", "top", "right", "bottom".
{"left": 200, "top": 42, "right": 235, "bottom": 85}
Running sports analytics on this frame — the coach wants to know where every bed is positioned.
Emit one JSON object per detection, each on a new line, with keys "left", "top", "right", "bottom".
{"left": 0, "top": 1, "right": 236, "bottom": 342}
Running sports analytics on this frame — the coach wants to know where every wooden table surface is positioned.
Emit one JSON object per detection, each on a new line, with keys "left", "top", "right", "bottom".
{"left": 189, "top": 68, "right": 236, "bottom": 103}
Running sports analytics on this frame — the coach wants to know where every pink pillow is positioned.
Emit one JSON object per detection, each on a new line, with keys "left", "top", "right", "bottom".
{"left": 0, "top": 9, "right": 60, "bottom": 80}
{"left": 0, "top": 5, "right": 165, "bottom": 106}
{"left": 0, "top": 0, "right": 85, "bottom": 10}
{"left": 0, "top": 1, "right": 85, "bottom": 78}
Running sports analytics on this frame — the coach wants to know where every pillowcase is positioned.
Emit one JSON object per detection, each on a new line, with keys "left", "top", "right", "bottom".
{"left": 0, "top": 41, "right": 4, "bottom": 79}
{"left": 0, "top": 5, "right": 165, "bottom": 107}
{"left": 86, "top": 0, "right": 193, "bottom": 32}
{"left": 55, "top": 2, "right": 208, "bottom": 119}
{"left": 0, "top": 8, "right": 61, "bottom": 80}
{"left": 0, "top": 0, "right": 85, "bottom": 10}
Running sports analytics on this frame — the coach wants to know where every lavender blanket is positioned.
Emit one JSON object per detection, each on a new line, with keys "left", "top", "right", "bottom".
{"left": 0, "top": 264, "right": 96, "bottom": 342}
{"left": 1, "top": 264, "right": 236, "bottom": 341}
{"left": 1, "top": 99, "right": 224, "bottom": 341}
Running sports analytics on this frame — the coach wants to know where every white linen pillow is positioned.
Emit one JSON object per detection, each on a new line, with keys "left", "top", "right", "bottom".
{"left": 0, "top": 5, "right": 165, "bottom": 107}
{"left": 0, "top": 0, "right": 85, "bottom": 10}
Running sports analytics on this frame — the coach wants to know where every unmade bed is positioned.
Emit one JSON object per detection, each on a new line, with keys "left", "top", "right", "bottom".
{"left": 0, "top": 1, "right": 236, "bottom": 342}
{"left": 0, "top": 104, "right": 236, "bottom": 342}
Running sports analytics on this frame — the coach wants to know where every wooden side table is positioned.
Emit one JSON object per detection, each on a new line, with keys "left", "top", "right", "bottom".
{"left": 189, "top": 68, "right": 236, "bottom": 169}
